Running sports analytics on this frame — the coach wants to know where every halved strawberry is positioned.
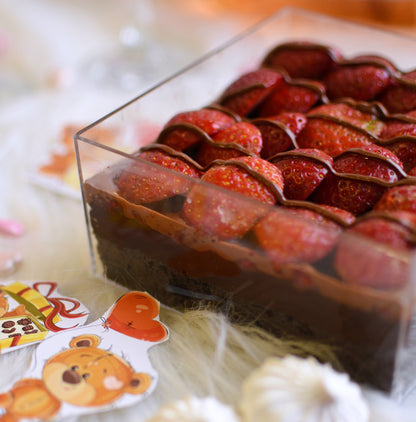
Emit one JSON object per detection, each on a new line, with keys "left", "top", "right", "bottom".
{"left": 262, "top": 41, "right": 342, "bottom": 79}
{"left": 253, "top": 112, "right": 306, "bottom": 159}
{"left": 324, "top": 60, "right": 392, "bottom": 101}
{"left": 335, "top": 211, "right": 416, "bottom": 290}
{"left": 182, "top": 156, "right": 283, "bottom": 240}
{"left": 377, "top": 70, "right": 416, "bottom": 113}
{"left": 374, "top": 184, "right": 416, "bottom": 213}
{"left": 219, "top": 68, "right": 284, "bottom": 117}
{"left": 383, "top": 139, "right": 416, "bottom": 174}
{"left": 256, "top": 80, "right": 325, "bottom": 116}
{"left": 253, "top": 112, "right": 306, "bottom": 158}
{"left": 296, "top": 115, "right": 374, "bottom": 157}
{"left": 309, "top": 102, "right": 385, "bottom": 136}
{"left": 380, "top": 116, "right": 416, "bottom": 172}
{"left": 196, "top": 122, "right": 262, "bottom": 167}
{"left": 333, "top": 144, "right": 403, "bottom": 178}
{"left": 254, "top": 206, "right": 343, "bottom": 268}
{"left": 381, "top": 116, "right": 416, "bottom": 139}
{"left": 159, "top": 108, "right": 236, "bottom": 151}
{"left": 313, "top": 144, "right": 404, "bottom": 215}
{"left": 116, "top": 147, "right": 201, "bottom": 204}
{"left": 273, "top": 111, "right": 308, "bottom": 137}
{"left": 270, "top": 148, "right": 333, "bottom": 200}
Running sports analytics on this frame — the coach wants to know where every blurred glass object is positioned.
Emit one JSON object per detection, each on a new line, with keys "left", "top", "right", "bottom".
{"left": 76, "top": 0, "right": 195, "bottom": 92}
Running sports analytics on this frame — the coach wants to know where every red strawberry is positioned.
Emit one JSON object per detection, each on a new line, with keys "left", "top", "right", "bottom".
{"left": 159, "top": 108, "right": 236, "bottom": 151}
{"left": 270, "top": 148, "right": 333, "bottom": 200}
{"left": 324, "top": 61, "right": 392, "bottom": 101}
{"left": 374, "top": 184, "right": 416, "bottom": 213}
{"left": 318, "top": 204, "right": 356, "bottom": 226}
{"left": 182, "top": 156, "right": 283, "bottom": 240}
{"left": 254, "top": 112, "right": 307, "bottom": 158}
{"left": 377, "top": 70, "right": 416, "bottom": 113}
{"left": 335, "top": 211, "right": 416, "bottom": 290}
{"left": 333, "top": 144, "right": 404, "bottom": 178}
{"left": 297, "top": 116, "right": 374, "bottom": 157}
{"left": 380, "top": 116, "right": 416, "bottom": 172}
{"left": 273, "top": 111, "right": 308, "bottom": 136}
{"left": 409, "top": 166, "right": 416, "bottom": 177}
{"left": 309, "top": 102, "right": 385, "bottom": 136}
{"left": 383, "top": 139, "right": 416, "bottom": 174}
{"left": 116, "top": 147, "right": 201, "bottom": 204}
{"left": 254, "top": 206, "right": 342, "bottom": 268}
{"left": 197, "top": 122, "right": 262, "bottom": 167}
{"left": 262, "top": 41, "right": 342, "bottom": 79}
{"left": 219, "top": 68, "right": 284, "bottom": 116}
{"left": 256, "top": 80, "right": 325, "bottom": 116}
{"left": 312, "top": 144, "right": 404, "bottom": 215}
{"left": 407, "top": 109, "right": 416, "bottom": 119}
{"left": 381, "top": 117, "right": 416, "bottom": 139}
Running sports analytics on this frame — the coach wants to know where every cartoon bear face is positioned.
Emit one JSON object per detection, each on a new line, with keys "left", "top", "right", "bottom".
{"left": 42, "top": 334, "right": 152, "bottom": 407}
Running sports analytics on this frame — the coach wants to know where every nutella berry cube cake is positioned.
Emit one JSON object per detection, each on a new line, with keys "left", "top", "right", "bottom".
{"left": 83, "top": 34, "right": 416, "bottom": 395}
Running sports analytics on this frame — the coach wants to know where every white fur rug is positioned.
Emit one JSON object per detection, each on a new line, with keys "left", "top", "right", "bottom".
{"left": 2, "top": 1, "right": 416, "bottom": 421}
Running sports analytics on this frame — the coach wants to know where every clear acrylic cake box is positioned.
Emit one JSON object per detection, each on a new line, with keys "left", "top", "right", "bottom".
{"left": 75, "top": 8, "right": 416, "bottom": 398}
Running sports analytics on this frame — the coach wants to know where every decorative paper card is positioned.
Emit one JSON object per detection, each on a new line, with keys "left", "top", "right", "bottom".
{"left": 0, "top": 281, "right": 89, "bottom": 354}
{"left": 33, "top": 123, "right": 160, "bottom": 200}
{"left": 33, "top": 125, "right": 118, "bottom": 200}
{"left": 0, "top": 291, "right": 169, "bottom": 421}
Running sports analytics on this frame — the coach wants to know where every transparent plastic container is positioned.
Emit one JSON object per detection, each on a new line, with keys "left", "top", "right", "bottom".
{"left": 75, "top": 7, "right": 416, "bottom": 399}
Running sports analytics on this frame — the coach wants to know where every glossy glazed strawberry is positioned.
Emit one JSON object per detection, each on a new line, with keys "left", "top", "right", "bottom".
{"left": 254, "top": 206, "right": 342, "bottom": 268}
{"left": 333, "top": 144, "right": 403, "bottom": 179}
{"left": 256, "top": 80, "right": 325, "bottom": 116}
{"left": 377, "top": 70, "right": 416, "bottom": 113}
{"left": 374, "top": 184, "right": 416, "bottom": 213}
{"left": 324, "top": 61, "right": 392, "bottom": 101}
{"left": 380, "top": 116, "right": 416, "bottom": 172}
{"left": 381, "top": 116, "right": 416, "bottom": 139}
{"left": 116, "top": 148, "right": 201, "bottom": 204}
{"left": 254, "top": 112, "right": 307, "bottom": 158}
{"left": 309, "top": 102, "right": 385, "bottom": 136}
{"left": 271, "top": 148, "right": 333, "bottom": 200}
{"left": 313, "top": 144, "right": 404, "bottom": 215}
{"left": 182, "top": 156, "right": 283, "bottom": 240}
{"left": 262, "top": 41, "right": 341, "bottom": 79}
{"left": 219, "top": 68, "right": 283, "bottom": 117}
{"left": 335, "top": 211, "right": 416, "bottom": 290}
{"left": 197, "top": 122, "right": 262, "bottom": 167}
{"left": 383, "top": 140, "right": 416, "bottom": 174}
{"left": 297, "top": 116, "right": 373, "bottom": 157}
{"left": 160, "top": 108, "right": 236, "bottom": 151}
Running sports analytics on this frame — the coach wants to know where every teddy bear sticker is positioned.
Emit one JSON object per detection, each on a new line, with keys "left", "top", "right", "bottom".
{"left": 0, "top": 291, "right": 169, "bottom": 421}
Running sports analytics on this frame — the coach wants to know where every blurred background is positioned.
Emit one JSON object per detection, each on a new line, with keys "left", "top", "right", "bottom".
{"left": 205, "top": 0, "right": 416, "bottom": 27}
{"left": 1, "top": 0, "right": 415, "bottom": 107}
